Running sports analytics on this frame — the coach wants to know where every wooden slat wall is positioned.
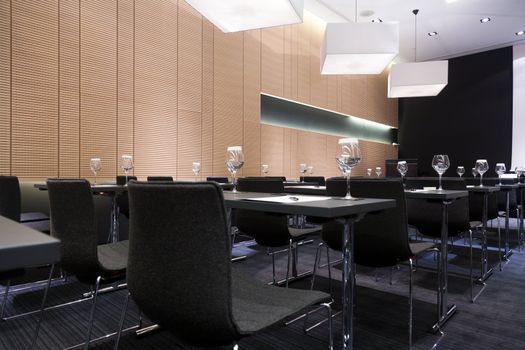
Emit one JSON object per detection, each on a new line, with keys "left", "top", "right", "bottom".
{"left": 0, "top": 1, "right": 397, "bottom": 180}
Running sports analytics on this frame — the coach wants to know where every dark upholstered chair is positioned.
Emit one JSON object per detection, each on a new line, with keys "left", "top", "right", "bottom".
{"left": 299, "top": 176, "right": 326, "bottom": 186}
{"left": 315, "top": 178, "right": 438, "bottom": 349}
{"left": 206, "top": 176, "right": 230, "bottom": 183}
{"left": 404, "top": 177, "right": 478, "bottom": 301}
{"left": 116, "top": 176, "right": 137, "bottom": 219}
{"left": 146, "top": 176, "right": 173, "bottom": 181}
{"left": 236, "top": 177, "right": 321, "bottom": 285}
{"left": 47, "top": 179, "right": 128, "bottom": 348}
{"left": 114, "top": 181, "right": 333, "bottom": 349}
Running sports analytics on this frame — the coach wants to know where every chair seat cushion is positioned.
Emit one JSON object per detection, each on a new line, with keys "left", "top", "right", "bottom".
{"left": 231, "top": 269, "right": 330, "bottom": 334}
{"left": 409, "top": 241, "right": 436, "bottom": 256}
{"left": 20, "top": 212, "right": 49, "bottom": 223}
{"left": 98, "top": 240, "right": 129, "bottom": 273}
{"left": 288, "top": 225, "right": 322, "bottom": 239}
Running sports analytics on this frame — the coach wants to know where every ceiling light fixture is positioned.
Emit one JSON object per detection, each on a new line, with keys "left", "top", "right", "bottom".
{"left": 388, "top": 9, "right": 448, "bottom": 98}
{"left": 183, "top": 0, "right": 304, "bottom": 33}
{"left": 320, "top": 0, "right": 399, "bottom": 75}
{"left": 480, "top": 17, "right": 491, "bottom": 23}
{"left": 371, "top": 18, "right": 383, "bottom": 23}
{"left": 517, "top": 30, "right": 525, "bottom": 36}
{"left": 428, "top": 31, "right": 438, "bottom": 36}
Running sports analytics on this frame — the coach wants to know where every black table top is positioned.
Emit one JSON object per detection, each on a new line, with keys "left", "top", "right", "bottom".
{"left": 404, "top": 189, "right": 469, "bottom": 200}
{"left": 0, "top": 216, "right": 61, "bottom": 272}
{"left": 283, "top": 181, "right": 320, "bottom": 187}
{"left": 222, "top": 191, "right": 396, "bottom": 218}
{"left": 284, "top": 185, "right": 327, "bottom": 195}
{"left": 496, "top": 183, "right": 520, "bottom": 190}
{"left": 465, "top": 185, "right": 501, "bottom": 193}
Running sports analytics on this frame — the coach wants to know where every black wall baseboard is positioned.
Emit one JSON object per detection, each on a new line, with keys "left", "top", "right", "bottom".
{"left": 398, "top": 47, "right": 513, "bottom": 176}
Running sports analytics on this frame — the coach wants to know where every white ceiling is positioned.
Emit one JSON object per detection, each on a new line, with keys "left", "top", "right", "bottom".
{"left": 305, "top": 0, "right": 525, "bottom": 62}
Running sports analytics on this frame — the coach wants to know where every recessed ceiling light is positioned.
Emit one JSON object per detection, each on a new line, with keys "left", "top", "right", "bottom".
{"left": 517, "top": 30, "right": 525, "bottom": 36}
{"left": 371, "top": 18, "right": 383, "bottom": 23}
{"left": 480, "top": 17, "right": 491, "bottom": 23}
{"left": 428, "top": 31, "right": 438, "bottom": 36}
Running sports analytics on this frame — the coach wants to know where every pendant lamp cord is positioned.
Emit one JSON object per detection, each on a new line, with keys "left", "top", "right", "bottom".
{"left": 413, "top": 9, "right": 419, "bottom": 62}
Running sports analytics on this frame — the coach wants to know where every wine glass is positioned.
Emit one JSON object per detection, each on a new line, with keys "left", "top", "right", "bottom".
{"left": 366, "top": 168, "right": 372, "bottom": 177}
{"left": 226, "top": 146, "right": 244, "bottom": 193}
{"left": 89, "top": 158, "right": 102, "bottom": 185}
{"left": 475, "top": 159, "right": 489, "bottom": 187}
{"left": 432, "top": 154, "right": 450, "bottom": 190}
{"left": 375, "top": 167, "right": 382, "bottom": 177}
{"left": 516, "top": 166, "right": 525, "bottom": 184}
{"left": 457, "top": 166, "right": 465, "bottom": 178}
{"left": 495, "top": 163, "right": 506, "bottom": 185}
{"left": 121, "top": 155, "right": 134, "bottom": 184}
{"left": 397, "top": 161, "right": 408, "bottom": 187}
{"left": 335, "top": 138, "right": 361, "bottom": 200}
{"left": 472, "top": 167, "right": 478, "bottom": 178}
{"left": 261, "top": 164, "right": 269, "bottom": 176}
{"left": 307, "top": 166, "right": 314, "bottom": 175}
{"left": 192, "top": 162, "right": 201, "bottom": 182}
{"left": 299, "top": 164, "right": 307, "bottom": 182}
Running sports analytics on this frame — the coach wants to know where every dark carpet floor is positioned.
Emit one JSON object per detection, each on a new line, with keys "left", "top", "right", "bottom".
{"left": 1, "top": 219, "right": 525, "bottom": 350}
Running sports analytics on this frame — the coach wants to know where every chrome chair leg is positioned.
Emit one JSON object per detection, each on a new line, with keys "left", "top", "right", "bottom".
{"left": 321, "top": 303, "right": 334, "bottom": 350}
{"left": 517, "top": 209, "right": 521, "bottom": 252}
{"left": 408, "top": 258, "right": 413, "bottom": 350}
{"left": 271, "top": 248, "right": 277, "bottom": 285}
{"left": 497, "top": 217, "right": 502, "bottom": 271}
{"left": 31, "top": 264, "right": 55, "bottom": 350}
{"left": 326, "top": 246, "right": 332, "bottom": 298}
{"left": 84, "top": 276, "right": 102, "bottom": 350}
{"left": 286, "top": 239, "right": 292, "bottom": 288}
{"left": 469, "top": 230, "right": 474, "bottom": 303}
{"left": 310, "top": 243, "right": 323, "bottom": 290}
{"left": 0, "top": 280, "right": 10, "bottom": 319}
{"left": 113, "top": 292, "right": 130, "bottom": 350}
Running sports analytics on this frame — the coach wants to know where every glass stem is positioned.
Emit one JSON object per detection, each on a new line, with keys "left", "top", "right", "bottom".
{"left": 480, "top": 174, "right": 483, "bottom": 187}
{"left": 402, "top": 175, "right": 405, "bottom": 188}
{"left": 439, "top": 174, "right": 442, "bottom": 190}
{"left": 94, "top": 173, "right": 97, "bottom": 185}
{"left": 233, "top": 171, "right": 237, "bottom": 193}
{"left": 346, "top": 170, "right": 351, "bottom": 198}
{"left": 125, "top": 170, "right": 128, "bottom": 185}
{"left": 499, "top": 175, "right": 502, "bottom": 185}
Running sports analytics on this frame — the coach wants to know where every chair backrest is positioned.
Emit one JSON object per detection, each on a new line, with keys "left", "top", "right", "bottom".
{"left": 235, "top": 178, "right": 290, "bottom": 247}
{"left": 116, "top": 175, "right": 137, "bottom": 185}
{"left": 127, "top": 181, "right": 239, "bottom": 347}
{"left": 147, "top": 176, "right": 173, "bottom": 182}
{"left": 404, "top": 177, "right": 470, "bottom": 237}
{"left": 46, "top": 179, "right": 99, "bottom": 283}
{"left": 0, "top": 176, "right": 21, "bottom": 222}
{"left": 206, "top": 176, "right": 229, "bottom": 183}
{"left": 299, "top": 176, "right": 326, "bottom": 186}
{"left": 325, "top": 178, "right": 413, "bottom": 267}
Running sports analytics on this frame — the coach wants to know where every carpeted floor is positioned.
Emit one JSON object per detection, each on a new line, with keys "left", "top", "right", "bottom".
{"left": 1, "top": 220, "right": 525, "bottom": 350}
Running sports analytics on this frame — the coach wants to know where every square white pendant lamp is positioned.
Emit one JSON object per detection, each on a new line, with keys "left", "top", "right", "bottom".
{"left": 388, "top": 61, "right": 448, "bottom": 98}
{"left": 184, "top": 0, "right": 304, "bottom": 33}
{"left": 321, "top": 22, "right": 399, "bottom": 75}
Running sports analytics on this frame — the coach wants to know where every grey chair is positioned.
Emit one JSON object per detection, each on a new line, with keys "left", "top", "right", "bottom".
{"left": 313, "top": 178, "right": 439, "bottom": 349}
{"left": 299, "top": 176, "right": 326, "bottom": 186}
{"left": 46, "top": 179, "right": 128, "bottom": 349}
{"left": 146, "top": 176, "right": 173, "bottom": 181}
{"left": 116, "top": 176, "right": 137, "bottom": 219}
{"left": 236, "top": 177, "right": 321, "bottom": 286}
{"left": 114, "top": 181, "right": 333, "bottom": 349}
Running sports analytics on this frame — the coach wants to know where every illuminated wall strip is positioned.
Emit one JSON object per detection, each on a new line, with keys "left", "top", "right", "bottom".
{"left": 260, "top": 93, "right": 398, "bottom": 144}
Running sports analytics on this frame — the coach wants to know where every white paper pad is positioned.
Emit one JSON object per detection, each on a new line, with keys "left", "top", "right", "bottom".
{"left": 243, "top": 195, "right": 331, "bottom": 203}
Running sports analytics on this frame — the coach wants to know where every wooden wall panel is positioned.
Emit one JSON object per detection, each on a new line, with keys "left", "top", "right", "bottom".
{"left": 177, "top": 0, "right": 202, "bottom": 178}
{"left": 80, "top": 0, "right": 116, "bottom": 179}
{"left": 213, "top": 29, "right": 243, "bottom": 176}
{"left": 261, "top": 26, "right": 284, "bottom": 96}
{"left": 261, "top": 124, "right": 284, "bottom": 176}
{"left": 59, "top": 0, "right": 80, "bottom": 178}
{"left": 0, "top": 1, "right": 11, "bottom": 175}
{"left": 243, "top": 30, "right": 261, "bottom": 176}
{"left": 201, "top": 19, "right": 213, "bottom": 178}
{"left": 117, "top": 0, "right": 134, "bottom": 175}
{"left": 134, "top": 0, "right": 178, "bottom": 177}
{"left": 11, "top": 0, "right": 58, "bottom": 178}
{"left": 0, "top": 2, "right": 397, "bottom": 180}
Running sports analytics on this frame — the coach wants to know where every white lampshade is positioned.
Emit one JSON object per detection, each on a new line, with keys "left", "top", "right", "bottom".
{"left": 321, "top": 22, "right": 399, "bottom": 75}
{"left": 388, "top": 61, "right": 448, "bottom": 98}
{"left": 184, "top": 0, "right": 303, "bottom": 33}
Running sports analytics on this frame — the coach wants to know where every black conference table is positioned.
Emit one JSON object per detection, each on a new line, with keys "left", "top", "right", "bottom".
{"left": 0, "top": 215, "right": 61, "bottom": 272}
{"left": 222, "top": 191, "right": 395, "bottom": 350}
